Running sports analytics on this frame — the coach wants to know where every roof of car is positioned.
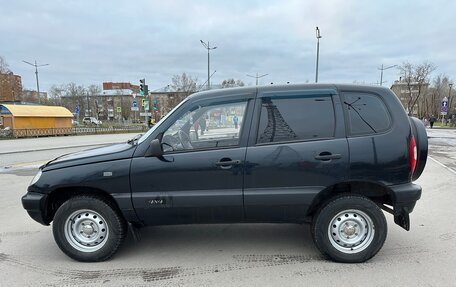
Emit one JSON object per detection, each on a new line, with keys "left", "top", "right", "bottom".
{"left": 187, "top": 84, "right": 392, "bottom": 101}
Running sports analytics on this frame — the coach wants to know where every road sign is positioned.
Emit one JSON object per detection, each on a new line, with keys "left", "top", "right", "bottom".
{"left": 132, "top": 100, "right": 137, "bottom": 108}
{"left": 131, "top": 107, "right": 139, "bottom": 111}
{"left": 144, "top": 100, "right": 150, "bottom": 111}
{"left": 441, "top": 96, "right": 449, "bottom": 115}
{"left": 74, "top": 106, "right": 79, "bottom": 114}
{"left": 140, "top": 112, "right": 152, "bottom": 116}
{"left": 117, "top": 107, "right": 121, "bottom": 113}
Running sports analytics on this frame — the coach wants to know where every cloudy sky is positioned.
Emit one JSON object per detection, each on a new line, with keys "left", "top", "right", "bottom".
{"left": 2, "top": 0, "right": 455, "bottom": 92}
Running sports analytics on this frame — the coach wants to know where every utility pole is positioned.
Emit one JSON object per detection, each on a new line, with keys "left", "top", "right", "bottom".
{"left": 23, "top": 60, "right": 49, "bottom": 104}
{"left": 86, "top": 91, "right": 91, "bottom": 117}
{"left": 449, "top": 83, "right": 453, "bottom": 114}
{"left": 378, "top": 64, "right": 397, "bottom": 86}
{"left": 200, "top": 40, "right": 217, "bottom": 90}
{"left": 246, "top": 73, "right": 268, "bottom": 86}
{"left": 315, "top": 27, "right": 322, "bottom": 83}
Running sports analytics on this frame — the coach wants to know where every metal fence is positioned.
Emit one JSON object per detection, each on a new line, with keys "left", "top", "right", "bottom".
{"left": 1, "top": 125, "right": 148, "bottom": 138}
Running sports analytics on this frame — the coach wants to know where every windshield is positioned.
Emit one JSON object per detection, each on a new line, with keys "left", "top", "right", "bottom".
{"left": 137, "top": 97, "right": 189, "bottom": 144}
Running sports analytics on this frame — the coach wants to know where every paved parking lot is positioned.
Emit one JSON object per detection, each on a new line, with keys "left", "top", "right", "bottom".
{"left": 0, "top": 131, "right": 455, "bottom": 286}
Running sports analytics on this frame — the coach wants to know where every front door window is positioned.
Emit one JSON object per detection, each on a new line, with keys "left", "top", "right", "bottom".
{"left": 162, "top": 101, "right": 247, "bottom": 152}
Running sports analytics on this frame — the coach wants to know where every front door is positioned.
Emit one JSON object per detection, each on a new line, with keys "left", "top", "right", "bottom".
{"left": 131, "top": 95, "right": 254, "bottom": 225}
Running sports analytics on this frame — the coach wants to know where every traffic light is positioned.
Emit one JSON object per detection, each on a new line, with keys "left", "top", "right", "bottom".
{"left": 139, "top": 79, "right": 145, "bottom": 95}
{"left": 153, "top": 97, "right": 158, "bottom": 111}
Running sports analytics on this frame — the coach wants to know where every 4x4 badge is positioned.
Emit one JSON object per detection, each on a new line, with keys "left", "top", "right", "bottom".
{"left": 148, "top": 198, "right": 165, "bottom": 205}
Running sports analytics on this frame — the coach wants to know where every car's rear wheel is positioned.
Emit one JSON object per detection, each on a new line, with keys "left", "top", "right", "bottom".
{"left": 52, "top": 196, "right": 127, "bottom": 262}
{"left": 312, "top": 195, "right": 387, "bottom": 263}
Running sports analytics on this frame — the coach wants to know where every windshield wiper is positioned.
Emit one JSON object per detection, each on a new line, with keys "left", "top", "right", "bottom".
{"left": 343, "top": 99, "right": 377, "bottom": 133}
{"left": 127, "top": 133, "right": 143, "bottom": 145}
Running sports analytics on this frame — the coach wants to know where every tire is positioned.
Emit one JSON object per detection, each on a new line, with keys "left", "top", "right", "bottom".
{"left": 312, "top": 195, "right": 387, "bottom": 263}
{"left": 52, "top": 196, "right": 127, "bottom": 262}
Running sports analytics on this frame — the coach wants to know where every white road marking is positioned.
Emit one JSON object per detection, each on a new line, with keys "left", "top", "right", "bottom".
{"left": 428, "top": 156, "right": 456, "bottom": 175}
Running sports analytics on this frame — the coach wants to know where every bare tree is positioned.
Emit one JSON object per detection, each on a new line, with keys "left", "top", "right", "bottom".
{"left": 61, "top": 83, "right": 86, "bottom": 121}
{"left": 87, "top": 84, "right": 102, "bottom": 119}
{"left": 427, "top": 74, "right": 452, "bottom": 117}
{"left": 47, "top": 84, "right": 66, "bottom": 106}
{"left": 166, "top": 73, "right": 198, "bottom": 112}
{"left": 114, "top": 89, "right": 131, "bottom": 121}
{"left": 87, "top": 84, "right": 101, "bottom": 96}
{"left": 170, "top": 73, "right": 198, "bottom": 94}
{"left": 221, "top": 78, "right": 245, "bottom": 88}
{"left": 397, "top": 61, "right": 436, "bottom": 115}
{"left": 0, "top": 56, "right": 11, "bottom": 74}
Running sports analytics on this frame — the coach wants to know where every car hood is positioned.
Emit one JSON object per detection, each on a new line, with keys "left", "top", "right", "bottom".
{"left": 42, "top": 143, "right": 136, "bottom": 171}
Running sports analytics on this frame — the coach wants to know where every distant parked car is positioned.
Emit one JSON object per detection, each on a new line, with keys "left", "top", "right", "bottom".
{"left": 82, "top": 117, "right": 102, "bottom": 125}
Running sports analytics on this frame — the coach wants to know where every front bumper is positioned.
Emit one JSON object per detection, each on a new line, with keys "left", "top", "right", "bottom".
{"left": 21, "top": 192, "right": 49, "bottom": 225}
{"left": 386, "top": 182, "right": 422, "bottom": 231}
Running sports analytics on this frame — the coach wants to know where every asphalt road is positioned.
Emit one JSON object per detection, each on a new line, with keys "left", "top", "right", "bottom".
{"left": 0, "top": 133, "right": 137, "bottom": 169}
{"left": 0, "top": 130, "right": 455, "bottom": 286}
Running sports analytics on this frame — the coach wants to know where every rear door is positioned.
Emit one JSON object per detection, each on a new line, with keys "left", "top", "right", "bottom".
{"left": 243, "top": 89, "right": 349, "bottom": 222}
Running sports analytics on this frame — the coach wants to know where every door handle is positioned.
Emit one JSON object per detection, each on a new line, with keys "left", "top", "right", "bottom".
{"left": 215, "top": 159, "right": 242, "bottom": 166}
{"left": 215, "top": 159, "right": 242, "bottom": 169}
{"left": 314, "top": 153, "right": 342, "bottom": 161}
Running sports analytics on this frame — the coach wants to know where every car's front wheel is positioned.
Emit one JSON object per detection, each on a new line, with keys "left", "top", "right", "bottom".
{"left": 312, "top": 195, "right": 387, "bottom": 263}
{"left": 52, "top": 196, "right": 127, "bottom": 262}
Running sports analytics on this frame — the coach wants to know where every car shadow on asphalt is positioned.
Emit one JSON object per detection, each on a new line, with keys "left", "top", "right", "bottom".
{"left": 115, "top": 223, "right": 317, "bottom": 260}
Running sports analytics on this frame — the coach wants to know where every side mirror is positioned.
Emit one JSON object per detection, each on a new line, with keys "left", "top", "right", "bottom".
{"left": 145, "top": 139, "right": 163, "bottom": 157}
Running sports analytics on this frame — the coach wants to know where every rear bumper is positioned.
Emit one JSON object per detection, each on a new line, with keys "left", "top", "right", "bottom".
{"left": 387, "top": 183, "right": 422, "bottom": 230}
{"left": 389, "top": 182, "right": 422, "bottom": 212}
{"left": 21, "top": 192, "right": 49, "bottom": 225}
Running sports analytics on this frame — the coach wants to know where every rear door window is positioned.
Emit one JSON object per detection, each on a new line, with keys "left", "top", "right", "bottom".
{"left": 256, "top": 95, "right": 335, "bottom": 144}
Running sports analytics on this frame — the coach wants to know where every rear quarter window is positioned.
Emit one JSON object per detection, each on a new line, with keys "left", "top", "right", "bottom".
{"left": 342, "top": 92, "right": 391, "bottom": 136}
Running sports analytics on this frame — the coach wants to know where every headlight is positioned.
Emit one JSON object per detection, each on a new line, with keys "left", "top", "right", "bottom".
{"left": 30, "top": 169, "right": 42, "bottom": 186}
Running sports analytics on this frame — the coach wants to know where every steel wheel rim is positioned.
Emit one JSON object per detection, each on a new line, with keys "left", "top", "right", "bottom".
{"left": 328, "top": 209, "right": 375, "bottom": 254}
{"left": 64, "top": 209, "right": 109, "bottom": 252}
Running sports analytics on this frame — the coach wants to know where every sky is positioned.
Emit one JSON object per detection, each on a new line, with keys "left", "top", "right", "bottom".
{"left": 1, "top": 0, "right": 456, "bottom": 92}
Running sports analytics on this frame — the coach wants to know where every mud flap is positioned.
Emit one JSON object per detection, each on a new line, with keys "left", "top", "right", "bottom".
{"left": 394, "top": 208, "right": 410, "bottom": 231}
{"left": 381, "top": 204, "right": 411, "bottom": 231}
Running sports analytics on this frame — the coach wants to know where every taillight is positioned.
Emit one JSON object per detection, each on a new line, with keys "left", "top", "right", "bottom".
{"left": 409, "top": 136, "right": 417, "bottom": 174}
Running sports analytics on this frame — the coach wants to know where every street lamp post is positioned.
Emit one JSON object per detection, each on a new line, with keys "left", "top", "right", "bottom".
{"left": 200, "top": 40, "right": 217, "bottom": 90}
{"left": 246, "top": 73, "right": 268, "bottom": 86}
{"left": 23, "top": 60, "right": 49, "bottom": 104}
{"left": 449, "top": 83, "right": 453, "bottom": 107}
{"left": 378, "top": 64, "right": 397, "bottom": 86}
{"left": 315, "top": 27, "right": 322, "bottom": 83}
{"left": 449, "top": 83, "right": 453, "bottom": 122}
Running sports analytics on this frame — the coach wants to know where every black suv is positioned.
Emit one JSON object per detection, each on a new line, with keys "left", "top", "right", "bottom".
{"left": 22, "top": 84, "right": 427, "bottom": 263}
